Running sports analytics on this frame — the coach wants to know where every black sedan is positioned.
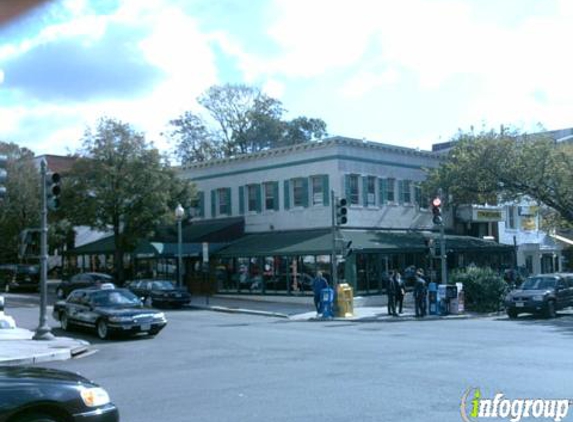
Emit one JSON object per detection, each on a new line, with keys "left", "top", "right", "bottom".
{"left": 0, "top": 365, "right": 119, "bottom": 422}
{"left": 127, "top": 279, "right": 191, "bottom": 308}
{"left": 53, "top": 288, "right": 167, "bottom": 340}
{"left": 56, "top": 272, "right": 115, "bottom": 299}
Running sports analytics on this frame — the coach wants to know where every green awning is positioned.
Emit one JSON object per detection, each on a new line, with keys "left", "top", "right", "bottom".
{"left": 215, "top": 229, "right": 513, "bottom": 257}
{"left": 215, "top": 229, "right": 333, "bottom": 257}
{"left": 432, "top": 234, "right": 514, "bottom": 251}
{"left": 67, "top": 235, "right": 116, "bottom": 255}
{"left": 134, "top": 241, "right": 228, "bottom": 258}
{"left": 343, "top": 230, "right": 427, "bottom": 252}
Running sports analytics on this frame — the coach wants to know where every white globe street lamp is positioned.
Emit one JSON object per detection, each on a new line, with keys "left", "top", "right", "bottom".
{"left": 175, "top": 204, "right": 184, "bottom": 288}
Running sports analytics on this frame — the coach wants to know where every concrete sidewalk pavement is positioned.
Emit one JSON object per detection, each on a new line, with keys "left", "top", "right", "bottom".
{"left": 189, "top": 293, "right": 474, "bottom": 322}
{"left": 0, "top": 327, "right": 90, "bottom": 365}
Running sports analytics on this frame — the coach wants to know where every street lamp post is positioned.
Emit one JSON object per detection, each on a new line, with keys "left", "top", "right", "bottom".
{"left": 175, "top": 204, "right": 184, "bottom": 288}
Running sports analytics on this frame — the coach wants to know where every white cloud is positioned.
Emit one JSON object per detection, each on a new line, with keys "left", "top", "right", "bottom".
{"left": 0, "top": 0, "right": 220, "bottom": 154}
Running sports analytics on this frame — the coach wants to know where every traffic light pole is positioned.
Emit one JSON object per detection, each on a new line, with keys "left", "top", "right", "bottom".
{"left": 34, "top": 159, "right": 54, "bottom": 340}
{"left": 331, "top": 190, "right": 338, "bottom": 286}
{"left": 440, "top": 221, "right": 447, "bottom": 284}
{"left": 438, "top": 189, "right": 447, "bottom": 285}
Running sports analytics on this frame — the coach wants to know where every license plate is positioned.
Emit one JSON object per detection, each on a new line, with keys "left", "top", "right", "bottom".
{"left": 516, "top": 302, "right": 524, "bottom": 307}
{"left": 141, "top": 323, "right": 151, "bottom": 331}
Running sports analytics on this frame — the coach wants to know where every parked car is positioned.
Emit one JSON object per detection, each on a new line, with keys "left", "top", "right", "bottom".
{"left": 505, "top": 273, "right": 573, "bottom": 318}
{"left": 53, "top": 288, "right": 167, "bottom": 340}
{"left": 126, "top": 279, "right": 191, "bottom": 308}
{"left": 0, "top": 264, "right": 40, "bottom": 292}
{"left": 55, "top": 272, "right": 115, "bottom": 299}
{"left": 0, "top": 365, "right": 119, "bottom": 422}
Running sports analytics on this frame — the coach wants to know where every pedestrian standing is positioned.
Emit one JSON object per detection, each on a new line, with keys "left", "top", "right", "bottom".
{"left": 387, "top": 271, "right": 397, "bottom": 316}
{"left": 394, "top": 272, "right": 405, "bottom": 314}
{"left": 312, "top": 271, "right": 328, "bottom": 314}
{"left": 413, "top": 268, "right": 427, "bottom": 317}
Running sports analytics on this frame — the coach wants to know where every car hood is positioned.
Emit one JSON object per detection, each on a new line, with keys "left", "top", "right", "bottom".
{"left": 509, "top": 289, "right": 552, "bottom": 298}
{"left": 96, "top": 307, "right": 159, "bottom": 317}
{"left": 0, "top": 366, "right": 92, "bottom": 385}
{"left": 152, "top": 289, "right": 189, "bottom": 295}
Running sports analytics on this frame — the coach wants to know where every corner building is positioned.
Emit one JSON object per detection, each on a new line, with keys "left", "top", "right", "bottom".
{"left": 180, "top": 137, "right": 512, "bottom": 295}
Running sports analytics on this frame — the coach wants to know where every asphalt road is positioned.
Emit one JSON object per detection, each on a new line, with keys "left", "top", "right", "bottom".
{"left": 5, "top": 295, "right": 573, "bottom": 422}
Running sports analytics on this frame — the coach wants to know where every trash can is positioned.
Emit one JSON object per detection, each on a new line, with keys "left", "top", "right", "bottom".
{"left": 456, "top": 282, "right": 464, "bottom": 314}
{"left": 438, "top": 284, "right": 458, "bottom": 315}
{"left": 335, "top": 283, "right": 354, "bottom": 317}
{"left": 428, "top": 282, "right": 438, "bottom": 315}
{"left": 319, "top": 287, "right": 334, "bottom": 318}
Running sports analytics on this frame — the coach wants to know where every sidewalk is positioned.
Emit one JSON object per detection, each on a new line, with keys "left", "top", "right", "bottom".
{"left": 0, "top": 327, "right": 90, "bottom": 365}
{"left": 189, "top": 293, "right": 473, "bottom": 322}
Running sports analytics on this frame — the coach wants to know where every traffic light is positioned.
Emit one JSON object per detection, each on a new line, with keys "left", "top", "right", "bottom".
{"left": 0, "top": 154, "right": 7, "bottom": 200}
{"left": 336, "top": 198, "right": 348, "bottom": 225}
{"left": 47, "top": 172, "right": 61, "bottom": 210}
{"left": 431, "top": 197, "right": 442, "bottom": 225}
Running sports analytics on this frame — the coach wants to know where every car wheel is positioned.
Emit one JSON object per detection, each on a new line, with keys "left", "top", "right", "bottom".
{"left": 14, "top": 412, "right": 59, "bottom": 422}
{"left": 56, "top": 287, "right": 65, "bottom": 299}
{"left": 507, "top": 309, "right": 518, "bottom": 319}
{"left": 96, "top": 319, "right": 110, "bottom": 340}
{"left": 546, "top": 300, "right": 557, "bottom": 319}
{"left": 60, "top": 312, "right": 70, "bottom": 331}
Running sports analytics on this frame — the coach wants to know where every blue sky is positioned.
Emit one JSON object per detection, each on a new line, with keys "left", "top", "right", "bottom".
{"left": 1, "top": 0, "right": 571, "bottom": 156}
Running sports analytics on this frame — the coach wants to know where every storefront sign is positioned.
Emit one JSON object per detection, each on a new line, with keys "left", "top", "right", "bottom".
{"left": 474, "top": 209, "right": 503, "bottom": 222}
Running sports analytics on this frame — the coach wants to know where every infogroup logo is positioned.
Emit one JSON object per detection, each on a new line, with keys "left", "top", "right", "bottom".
{"left": 460, "top": 388, "right": 571, "bottom": 422}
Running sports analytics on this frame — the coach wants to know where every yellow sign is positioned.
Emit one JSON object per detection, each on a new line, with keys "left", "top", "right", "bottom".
{"left": 475, "top": 210, "right": 503, "bottom": 221}
{"left": 521, "top": 216, "right": 536, "bottom": 231}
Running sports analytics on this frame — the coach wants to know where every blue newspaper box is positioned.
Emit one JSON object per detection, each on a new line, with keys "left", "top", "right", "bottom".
{"left": 319, "top": 287, "right": 334, "bottom": 318}
{"left": 428, "top": 282, "right": 438, "bottom": 315}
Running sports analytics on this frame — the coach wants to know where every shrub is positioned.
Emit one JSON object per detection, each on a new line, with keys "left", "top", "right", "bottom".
{"left": 450, "top": 267, "right": 508, "bottom": 313}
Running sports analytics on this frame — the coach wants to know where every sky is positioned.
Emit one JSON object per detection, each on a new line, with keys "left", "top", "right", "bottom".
{"left": 1, "top": 0, "right": 572, "bottom": 158}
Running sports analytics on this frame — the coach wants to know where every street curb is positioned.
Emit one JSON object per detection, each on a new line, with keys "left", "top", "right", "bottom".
{"left": 1, "top": 348, "right": 71, "bottom": 366}
{"left": 0, "top": 340, "right": 91, "bottom": 366}
{"left": 188, "top": 304, "right": 290, "bottom": 319}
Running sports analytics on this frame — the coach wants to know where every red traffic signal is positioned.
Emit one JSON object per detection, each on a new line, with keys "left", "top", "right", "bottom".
{"left": 431, "top": 197, "right": 442, "bottom": 225}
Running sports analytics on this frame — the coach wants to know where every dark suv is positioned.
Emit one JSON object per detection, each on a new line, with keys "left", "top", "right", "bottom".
{"left": 0, "top": 264, "right": 40, "bottom": 292}
{"left": 505, "top": 273, "right": 573, "bottom": 318}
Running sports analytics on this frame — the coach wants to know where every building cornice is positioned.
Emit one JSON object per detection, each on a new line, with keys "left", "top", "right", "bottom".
{"left": 180, "top": 136, "right": 440, "bottom": 171}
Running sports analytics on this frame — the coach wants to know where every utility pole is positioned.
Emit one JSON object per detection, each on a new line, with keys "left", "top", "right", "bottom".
{"left": 331, "top": 190, "right": 338, "bottom": 286}
{"left": 33, "top": 159, "right": 54, "bottom": 340}
{"left": 432, "top": 189, "right": 447, "bottom": 284}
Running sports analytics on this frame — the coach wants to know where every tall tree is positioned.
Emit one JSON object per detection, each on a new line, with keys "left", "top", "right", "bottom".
{"left": 65, "top": 117, "right": 194, "bottom": 283}
{"left": 0, "top": 142, "right": 40, "bottom": 262}
{"left": 423, "top": 128, "right": 573, "bottom": 225}
{"left": 169, "top": 84, "right": 328, "bottom": 164}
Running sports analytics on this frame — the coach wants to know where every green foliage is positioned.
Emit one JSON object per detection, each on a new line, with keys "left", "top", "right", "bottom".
{"left": 423, "top": 127, "right": 573, "bottom": 224}
{"left": 450, "top": 267, "right": 508, "bottom": 312}
{"left": 0, "top": 142, "right": 41, "bottom": 262}
{"left": 168, "top": 84, "right": 328, "bottom": 164}
{"left": 64, "top": 117, "right": 195, "bottom": 282}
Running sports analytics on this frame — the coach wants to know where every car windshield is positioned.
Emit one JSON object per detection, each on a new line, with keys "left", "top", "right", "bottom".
{"left": 520, "top": 277, "right": 557, "bottom": 290}
{"left": 90, "top": 290, "right": 141, "bottom": 307}
{"left": 18, "top": 266, "right": 39, "bottom": 274}
{"left": 152, "top": 281, "right": 176, "bottom": 290}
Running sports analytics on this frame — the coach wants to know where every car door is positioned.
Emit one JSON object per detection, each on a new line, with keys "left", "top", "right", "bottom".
{"left": 130, "top": 280, "right": 144, "bottom": 298}
{"left": 73, "top": 292, "right": 96, "bottom": 327}
{"left": 65, "top": 291, "right": 85, "bottom": 325}
{"left": 565, "top": 276, "right": 573, "bottom": 308}
{"left": 555, "top": 277, "right": 568, "bottom": 310}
